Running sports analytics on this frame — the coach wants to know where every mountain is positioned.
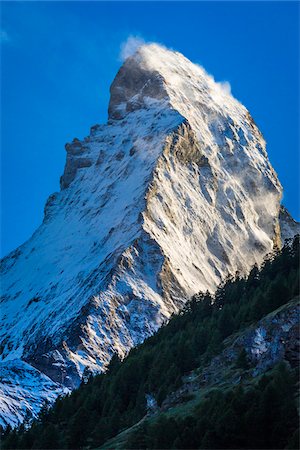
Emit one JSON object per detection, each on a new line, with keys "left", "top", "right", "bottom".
{"left": 0, "top": 43, "right": 299, "bottom": 428}
{"left": 3, "top": 237, "right": 299, "bottom": 449}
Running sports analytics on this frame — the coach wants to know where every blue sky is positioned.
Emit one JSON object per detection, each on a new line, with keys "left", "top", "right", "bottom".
{"left": 1, "top": 1, "right": 299, "bottom": 257}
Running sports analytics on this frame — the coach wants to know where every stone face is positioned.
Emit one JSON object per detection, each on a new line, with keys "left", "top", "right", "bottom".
{"left": 60, "top": 140, "right": 93, "bottom": 189}
{"left": 279, "top": 205, "right": 300, "bottom": 242}
{"left": 60, "top": 156, "right": 93, "bottom": 190}
{"left": 0, "top": 360, "right": 67, "bottom": 429}
{"left": 0, "top": 43, "right": 298, "bottom": 428}
{"left": 108, "top": 55, "right": 168, "bottom": 120}
{"left": 160, "top": 297, "right": 299, "bottom": 412}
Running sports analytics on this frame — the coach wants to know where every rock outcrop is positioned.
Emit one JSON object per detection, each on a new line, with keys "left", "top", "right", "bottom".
{"left": 279, "top": 205, "right": 300, "bottom": 242}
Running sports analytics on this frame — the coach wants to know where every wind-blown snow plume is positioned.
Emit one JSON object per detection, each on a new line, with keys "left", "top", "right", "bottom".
{"left": 120, "top": 35, "right": 145, "bottom": 61}
{"left": 218, "top": 80, "right": 232, "bottom": 95}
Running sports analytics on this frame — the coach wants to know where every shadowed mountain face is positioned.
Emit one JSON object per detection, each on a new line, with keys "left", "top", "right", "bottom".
{"left": 0, "top": 43, "right": 299, "bottom": 428}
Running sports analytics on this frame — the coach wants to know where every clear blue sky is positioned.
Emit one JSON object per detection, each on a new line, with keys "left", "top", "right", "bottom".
{"left": 1, "top": 1, "right": 299, "bottom": 257}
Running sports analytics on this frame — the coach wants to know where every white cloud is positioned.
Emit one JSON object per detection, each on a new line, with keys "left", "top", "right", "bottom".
{"left": 118, "top": 37, "right": 233, "bottom": 98}
{"left": 218, "top": 80, "right": 231, "bottom": 95}
{"left": 0, "top": 29, "right": 10, "bottom": 44}
{"left": 119, "top": 35, "right": 145, "bottom": 61}
{"left": 194, "top": 61, "right": 232, "bottom": 97}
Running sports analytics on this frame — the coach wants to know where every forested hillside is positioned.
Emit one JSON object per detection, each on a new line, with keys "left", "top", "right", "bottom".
{"left": 122, "top": 362, "right": 299, "bottom": 450}
{"left": 2, "top": 236, "right": 299, "bottom": 450}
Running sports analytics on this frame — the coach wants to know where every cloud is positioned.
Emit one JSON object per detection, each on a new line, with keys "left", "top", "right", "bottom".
{"left": 119, "top": 35, "right": 145, "bottom": 61}
{"left": 0, "top": 29, "right": 10, "bottom": 44}
{"left": 193, "top": 61, "right": 232, "bottom": 97}
{"left": 118, "top": 37, "right": 233, "bottom": 98}
{"left": 218, "top": 80, "right": 232, "bottom": 95}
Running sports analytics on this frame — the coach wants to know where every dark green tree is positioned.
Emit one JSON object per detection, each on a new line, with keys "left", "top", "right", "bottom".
{"left": 236, "top": 348, "right": 250, "bottom": 369}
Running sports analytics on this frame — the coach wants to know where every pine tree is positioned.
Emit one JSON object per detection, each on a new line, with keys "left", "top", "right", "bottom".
{"left": 236, "top": 348, "right": 250, "bottom": 369}
{"left": 35, "top": 424, "right": 60, "bottom": 450}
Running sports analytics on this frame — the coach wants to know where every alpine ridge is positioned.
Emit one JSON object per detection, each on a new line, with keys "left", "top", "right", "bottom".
{"left": 0, "top": 43, "right": 299, "bottom": 428}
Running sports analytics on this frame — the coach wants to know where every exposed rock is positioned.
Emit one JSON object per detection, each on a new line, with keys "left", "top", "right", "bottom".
{"left": 0, "top": 360, "right": 68, "bottom": 429}
{"left": 161, "top": 297, "right": 299, "bottom": 411}
{"left": 279, "top": 205, "right": 300, "bottom": 242}
{"left": 108, "top": 54, "right": 168, "bottom": 120}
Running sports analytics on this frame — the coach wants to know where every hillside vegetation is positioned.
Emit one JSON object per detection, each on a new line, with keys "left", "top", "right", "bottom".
{"left": 2, "top": 236, "right": 299, "bottom": 450}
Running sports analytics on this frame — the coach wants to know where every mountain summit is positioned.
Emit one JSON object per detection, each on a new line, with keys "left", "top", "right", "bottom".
{"left": 0, "top": 44, "right": 298, "bottom": 427}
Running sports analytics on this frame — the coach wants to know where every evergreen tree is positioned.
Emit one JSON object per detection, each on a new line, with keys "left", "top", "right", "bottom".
{"left": 34, "top": 424, "right": 60, "bottom": 450}
{"left": 236, "top": 348, "right": 250, "bottom": 369}
{"left": 67, "top": 406, "right": 89, "bottom": 449}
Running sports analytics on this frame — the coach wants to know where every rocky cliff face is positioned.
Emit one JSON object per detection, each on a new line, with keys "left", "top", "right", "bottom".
{"left": 0, "top": 44, "right": 299, "bottom": 427}
{"left": 279, "top": 205, "right": 300, "bottom": 242}
{"left": 157, "top": 296, "right": 299, "bottom": 414}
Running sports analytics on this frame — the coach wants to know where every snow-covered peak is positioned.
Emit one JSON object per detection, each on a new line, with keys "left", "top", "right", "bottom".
{"left": 109, "top": 44, "right": 170, "bottom": 120}
{"left": 109, "top": 44, "right": 243, "bottom": 125}
{"left": 1, "top": 43, "right": 298, "bottom": 428}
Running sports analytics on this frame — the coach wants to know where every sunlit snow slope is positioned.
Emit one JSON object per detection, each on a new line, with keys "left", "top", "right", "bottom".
{"left": 1, "top": 44, "right": 299, "bottom": 427}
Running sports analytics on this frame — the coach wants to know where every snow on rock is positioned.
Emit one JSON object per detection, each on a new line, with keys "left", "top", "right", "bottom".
{"left": 0, "top": 360, "right": 68, "bottom": 428}
{"left": 279, "top": 205, "right": 300, "bottom": 242}
{"left": 0, "top": 43, "right": 298, "bottom": 427}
